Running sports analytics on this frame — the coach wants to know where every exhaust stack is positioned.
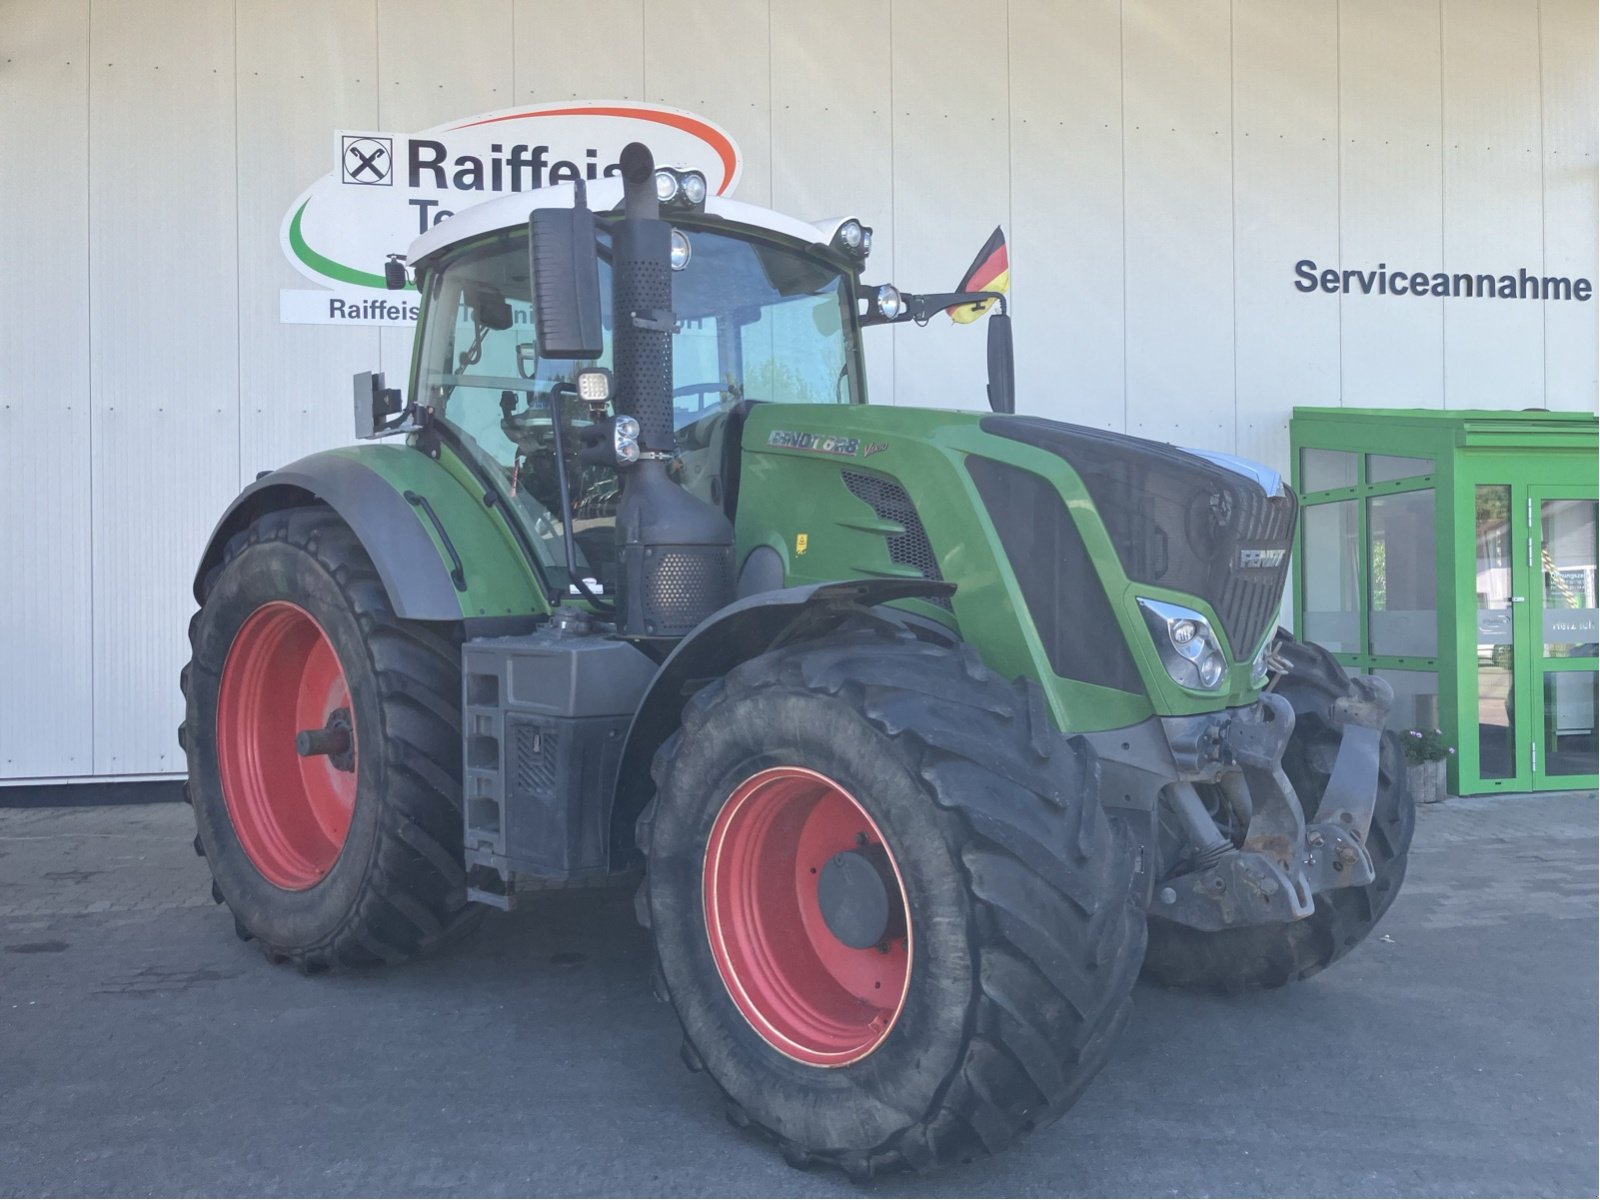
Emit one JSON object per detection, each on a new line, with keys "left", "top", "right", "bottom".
{"left": 609, "top": 142, "right": 734, "bottom": 639}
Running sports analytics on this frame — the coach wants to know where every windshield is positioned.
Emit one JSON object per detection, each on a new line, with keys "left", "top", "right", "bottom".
{"left": 415, "top": 222, "right": 859, "bottom": 595}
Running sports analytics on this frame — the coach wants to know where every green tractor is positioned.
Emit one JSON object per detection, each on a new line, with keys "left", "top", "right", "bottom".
{"left": 182, "top": 143, "right": 1412, "bottom": 1177}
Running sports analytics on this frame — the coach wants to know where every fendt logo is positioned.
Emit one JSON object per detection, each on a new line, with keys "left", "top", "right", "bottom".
{"left": 280, "top": 102, "right": 742, "bottom": 326}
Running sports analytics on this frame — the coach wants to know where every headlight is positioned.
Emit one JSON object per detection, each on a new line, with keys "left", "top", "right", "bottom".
{"left": 680, "top": 171, "right": 707, "bottom": 206}
{"left": 613, "top": 415, "right": 640, "bottom": 464}
{"left": 1138, "top": 598, "right": 1228, "bottom": 692}
{"left": 669, "top": 228, "right": 692, "bottom": 271}
{"left": 653, "top": 169, "right": 680, "bottom": 204}
{"left": 1250, "top": 638, "right": 1272, "bottom": 688}
{"left": 839, "top": 220, "right": 863, "bottom": 250}
{"left": 875, "top": 284, "right": 904, "bottom": 320}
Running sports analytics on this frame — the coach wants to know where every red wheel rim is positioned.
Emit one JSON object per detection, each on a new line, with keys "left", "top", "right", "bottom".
{"left": 216, "top": 602, "right": 358, "bottom": 890}
{"left": 703, "top": 766, "right": 912, "bottom": 1067}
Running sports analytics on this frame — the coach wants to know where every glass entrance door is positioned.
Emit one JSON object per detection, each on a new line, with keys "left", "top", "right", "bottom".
{"left": 1531, "top": 489, "right": 1598, "bottom": 786}
{"left": 1471, "top": 484, "right": 1528, "bottom": 788}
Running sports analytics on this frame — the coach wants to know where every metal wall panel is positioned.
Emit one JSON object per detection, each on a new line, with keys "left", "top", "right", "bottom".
{"left": 1232, "top": 0, "right": 1340, "bottom": 474}
{"left": 513, "top": 0, "right": 645, "bottom": 102}
{"left": 0, "top": 1, "right": 94, "bottom": 778}
{"left": 374, "top": 0, "right": 516, "bottom": 378}
{"left": 1540, "top": 0, "right": 1600, "bottom": 411}
{"left": 237, "top": 3, "right": 381, "bottom": 482}
{"left": 644, "top": 1, "right": 772, "bottom": 208}
{"left": 1122, "top": 0, "right": 1234, "bottom": 447}
{"left": 2, "top": 0, "right": 1594, "bottom": 781}
{"left": 888, "top": 0, "right": 1010, "bottom": 411}
{"left": 1442, "top": 0, "right": 1545, "bottom": 409}
{"left": 770, "top": 0, "right": 897, "bottom": 408}
{"left": 1337, "top": 0, "right": 1445, "bottom": 408}
{"left": 1008, "top": 0, "right": 1124, "bottom": 432}
{"left": 88, "top": 0, "right": 239, "bottom": 775}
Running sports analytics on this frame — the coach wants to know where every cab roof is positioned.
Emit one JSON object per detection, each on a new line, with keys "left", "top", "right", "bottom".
{"left": 407, "top": 177, "right": 853, "bottom": 265}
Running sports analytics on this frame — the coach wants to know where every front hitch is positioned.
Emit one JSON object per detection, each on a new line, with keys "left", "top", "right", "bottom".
{"left": 1152, "top": 676, "right": 1392, "bottom": 933}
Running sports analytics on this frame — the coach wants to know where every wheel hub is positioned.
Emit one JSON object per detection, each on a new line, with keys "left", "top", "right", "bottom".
{"left": 816, "top": 845, "right": 899, "bottom": 950}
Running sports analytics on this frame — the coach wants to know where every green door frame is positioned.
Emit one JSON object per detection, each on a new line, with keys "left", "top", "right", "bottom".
{"left": 1529, "top": 484, "right": 1599, "bottom": 790}
{"left": 1453, "top": 455, "right": 1597, "bottom": 794}
{"left": 1292, "top": 408, "right": 1598, "bottom": 797}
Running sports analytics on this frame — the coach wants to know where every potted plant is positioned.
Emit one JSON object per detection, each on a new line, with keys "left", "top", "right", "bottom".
{"left": 1402, "top": 728, "right": 1454, "bottom": 804}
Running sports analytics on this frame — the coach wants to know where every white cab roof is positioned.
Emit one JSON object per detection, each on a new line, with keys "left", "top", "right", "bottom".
{"left": 408, "top": 177, "right": 846, "bottom": 263}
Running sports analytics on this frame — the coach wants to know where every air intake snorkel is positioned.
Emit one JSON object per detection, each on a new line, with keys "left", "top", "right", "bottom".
{"left": 608, "top": 142, "right": 735, "bottom": 639}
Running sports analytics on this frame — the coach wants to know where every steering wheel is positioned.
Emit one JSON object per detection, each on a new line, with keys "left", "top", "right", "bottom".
{"left": 673, "top": 381, "right": 726, "bottom": 417}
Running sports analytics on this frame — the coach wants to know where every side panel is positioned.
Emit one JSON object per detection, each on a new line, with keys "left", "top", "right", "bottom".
{"left": 0, "top": 1, "right": 93, "bottom": 778}
{"left": 89, "top": 2, "right": 239, "bottom": 776}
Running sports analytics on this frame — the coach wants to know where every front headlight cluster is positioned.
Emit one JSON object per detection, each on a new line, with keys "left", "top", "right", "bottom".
{"left": 653, "top": 167, "right": 708, "bottom": 209}
{"left": 612, "top": 415, "right": 641, "bottom": 465}
{"left": 1138, "top": 598, "right": 1228, "bottom": 691}
{"left": 832, "top": 218, "right": 873, "bottom": 260}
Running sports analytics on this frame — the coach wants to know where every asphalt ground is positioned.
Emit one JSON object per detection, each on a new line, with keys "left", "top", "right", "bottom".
{"left": 1, "top": 791, "right": 1595, "bottom": 1198}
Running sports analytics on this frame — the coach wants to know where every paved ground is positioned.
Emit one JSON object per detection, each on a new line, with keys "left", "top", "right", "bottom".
{"left": 1, "top": 792, "right": 1595, "bottom": 1198}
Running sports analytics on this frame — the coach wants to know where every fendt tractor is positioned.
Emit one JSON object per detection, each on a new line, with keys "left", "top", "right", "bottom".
{"left": 181, "top": 143, "right": 1413, "bottom": 1178}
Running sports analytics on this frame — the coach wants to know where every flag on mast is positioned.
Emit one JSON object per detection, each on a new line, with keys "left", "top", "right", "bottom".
{"left": 948, "top": 226, "right": 1009, "bottom": 324}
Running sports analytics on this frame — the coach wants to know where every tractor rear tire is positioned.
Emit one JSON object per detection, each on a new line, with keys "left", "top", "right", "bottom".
{"left": 1140, "top": 634, "right": 1415, "bottom": 993}
{"left": 180, "top": 506, "right": 479, "bottom": 970}
{"left": 639, "top": 625, "right": 1146, "bottom": 1179}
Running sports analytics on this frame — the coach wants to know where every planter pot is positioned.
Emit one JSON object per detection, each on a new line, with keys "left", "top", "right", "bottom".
{"left": 1407, "top": 759, "right": 1448, "bottom": 805}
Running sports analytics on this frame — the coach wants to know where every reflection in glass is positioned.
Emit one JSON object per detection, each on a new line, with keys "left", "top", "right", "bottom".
{"left": 1374, "top": 669, "right": 1440, "bottom": 733}
{"left": 1475, "top": 485, "right": 1515, "bottom": 779}
{"left": 1302, "top": 501, "right": 1360, "bottom": 652}
{"left": 1541, "top": 499, "right": 1598, "bottom": 657}
{"left": 1543, "top": 671, "right": 1598, "bottom": 776}
{"left": 1368, "top": 454, "right": 1434, "bottom": 484}
{"left": 1368, "top": 489, "right": 1437, "bottom": 657}
{"left": 1301, "top": 448, "right": 1357, "bottom": 493}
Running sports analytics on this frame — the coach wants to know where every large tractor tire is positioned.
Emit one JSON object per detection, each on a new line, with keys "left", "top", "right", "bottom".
{"left": 638, "top": 625, "right": 1146, "bottom": 1179}
{"left": 180, "top": 506, "right": 479, "bottom": 970}
{"left": 1141, "top": 634, "right": 1415, "bottom": 993}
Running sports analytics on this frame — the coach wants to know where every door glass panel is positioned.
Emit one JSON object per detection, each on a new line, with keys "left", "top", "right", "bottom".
{"left": 1474, "top": 485, "right": 1516, "bottom": 780}
{"left": 1301, "top": 500, "right": 1360, "bottom": 652}
{"left": 1367, "top": 454, "right": 1434, "bottom": 484}
{"left": 1543, "top": 671, "right": 1598, "bottom": 776}
{"left": 1374, "top": 668, "right": 1441, "bottom": 733}
{"left": 1301, "top": 448, "right": 1357, "bottom": 493}
{"left": 1368, "top": 489, "right": 1437, "bottom": 656}
{"left": 1540, "top": 499, "right": 1598, "bottom": 657}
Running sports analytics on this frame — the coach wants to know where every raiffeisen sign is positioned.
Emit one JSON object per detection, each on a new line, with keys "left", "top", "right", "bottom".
{"left": 279, "top": 101, "right": 742, "bottom": 326}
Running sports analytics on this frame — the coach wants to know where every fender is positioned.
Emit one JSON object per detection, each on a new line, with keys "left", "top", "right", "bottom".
{"left": 193, "top": 447, "right": 542, "bottom": 622}
{"left": 606, "top": 577, "right": 957, "bottom": 863}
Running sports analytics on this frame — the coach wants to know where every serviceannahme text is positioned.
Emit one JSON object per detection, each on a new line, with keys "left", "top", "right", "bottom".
{"left": 1294, "top": 259, "right": 1593, "bottom": 301}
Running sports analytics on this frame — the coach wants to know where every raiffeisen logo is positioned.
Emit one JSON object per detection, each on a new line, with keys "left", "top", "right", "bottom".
{"left": 279, "top": 101, "right": 741, "bottom": 325}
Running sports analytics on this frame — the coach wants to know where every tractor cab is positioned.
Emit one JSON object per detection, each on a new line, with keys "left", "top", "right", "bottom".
{"left": 404, "top": 184, "right": 870, "bottom": 599}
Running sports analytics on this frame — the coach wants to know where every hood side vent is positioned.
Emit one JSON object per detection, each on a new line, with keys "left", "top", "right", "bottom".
{"left": 840, "top": 471, "right": 953, "bottom": 611}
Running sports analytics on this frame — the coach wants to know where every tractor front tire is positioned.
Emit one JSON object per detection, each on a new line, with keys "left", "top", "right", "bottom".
{"left": 1141, "top": 634, "right": 1415, "bottom": 993}
{"left": 639, "top": 626, "right": 1146, "bottom": 1179}
{"left": 181, "top": 506, "right": 479, "bottom": 970}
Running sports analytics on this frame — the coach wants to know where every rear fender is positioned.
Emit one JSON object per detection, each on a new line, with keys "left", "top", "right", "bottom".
{"left": 192, "top": 447, "right": 546, "bottom": 622}
{"left": 608, "top": 578, "right": 957, "bottom": 864}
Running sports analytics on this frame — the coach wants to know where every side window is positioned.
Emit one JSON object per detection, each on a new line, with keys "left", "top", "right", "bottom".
{"left": 740, "top": 293, "right": 848, "bottom": 405}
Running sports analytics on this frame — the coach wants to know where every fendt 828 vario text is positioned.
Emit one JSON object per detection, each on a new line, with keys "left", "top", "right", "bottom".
{"left": 182, "top": 143, "right": 1412, "bottom": 1177}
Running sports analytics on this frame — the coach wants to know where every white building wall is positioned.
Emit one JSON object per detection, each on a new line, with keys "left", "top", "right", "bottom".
{"left": 0, "top": 0, "right": 1594, "bottom": 782}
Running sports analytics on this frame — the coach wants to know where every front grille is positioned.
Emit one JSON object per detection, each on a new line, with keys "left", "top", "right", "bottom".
{"left": 840, "top": 471, "right": 952, "bottom": 610}
{"left": 981, "top": 416, "right": 1297, "bottom": 657}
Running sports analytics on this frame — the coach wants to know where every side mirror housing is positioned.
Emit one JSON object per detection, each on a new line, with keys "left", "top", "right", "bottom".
{"left": 353, "top": 370, "right": 405, "bottom": 439}
{"left": 529, "top": 203, "right": 603, "bottom": 360}
{"left": 986, "top": 312, "right": 1015, "bottom": 414}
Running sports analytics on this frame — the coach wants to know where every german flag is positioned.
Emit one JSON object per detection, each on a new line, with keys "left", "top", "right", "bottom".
{"left": 948, "top": 226, "right": 1008, "bottom": 324}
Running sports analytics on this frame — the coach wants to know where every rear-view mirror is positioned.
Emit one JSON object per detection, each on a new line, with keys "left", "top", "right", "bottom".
{"left": 529, "top": 205, "right": 604, "bottom": 360}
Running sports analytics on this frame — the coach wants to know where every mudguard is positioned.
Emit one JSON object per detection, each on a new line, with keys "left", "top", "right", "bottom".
{"left": 606, "top": 577, "right": 957, "bottom": 862}
{"left": 192, "top": 447, "right": 544, "bottom": 622}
